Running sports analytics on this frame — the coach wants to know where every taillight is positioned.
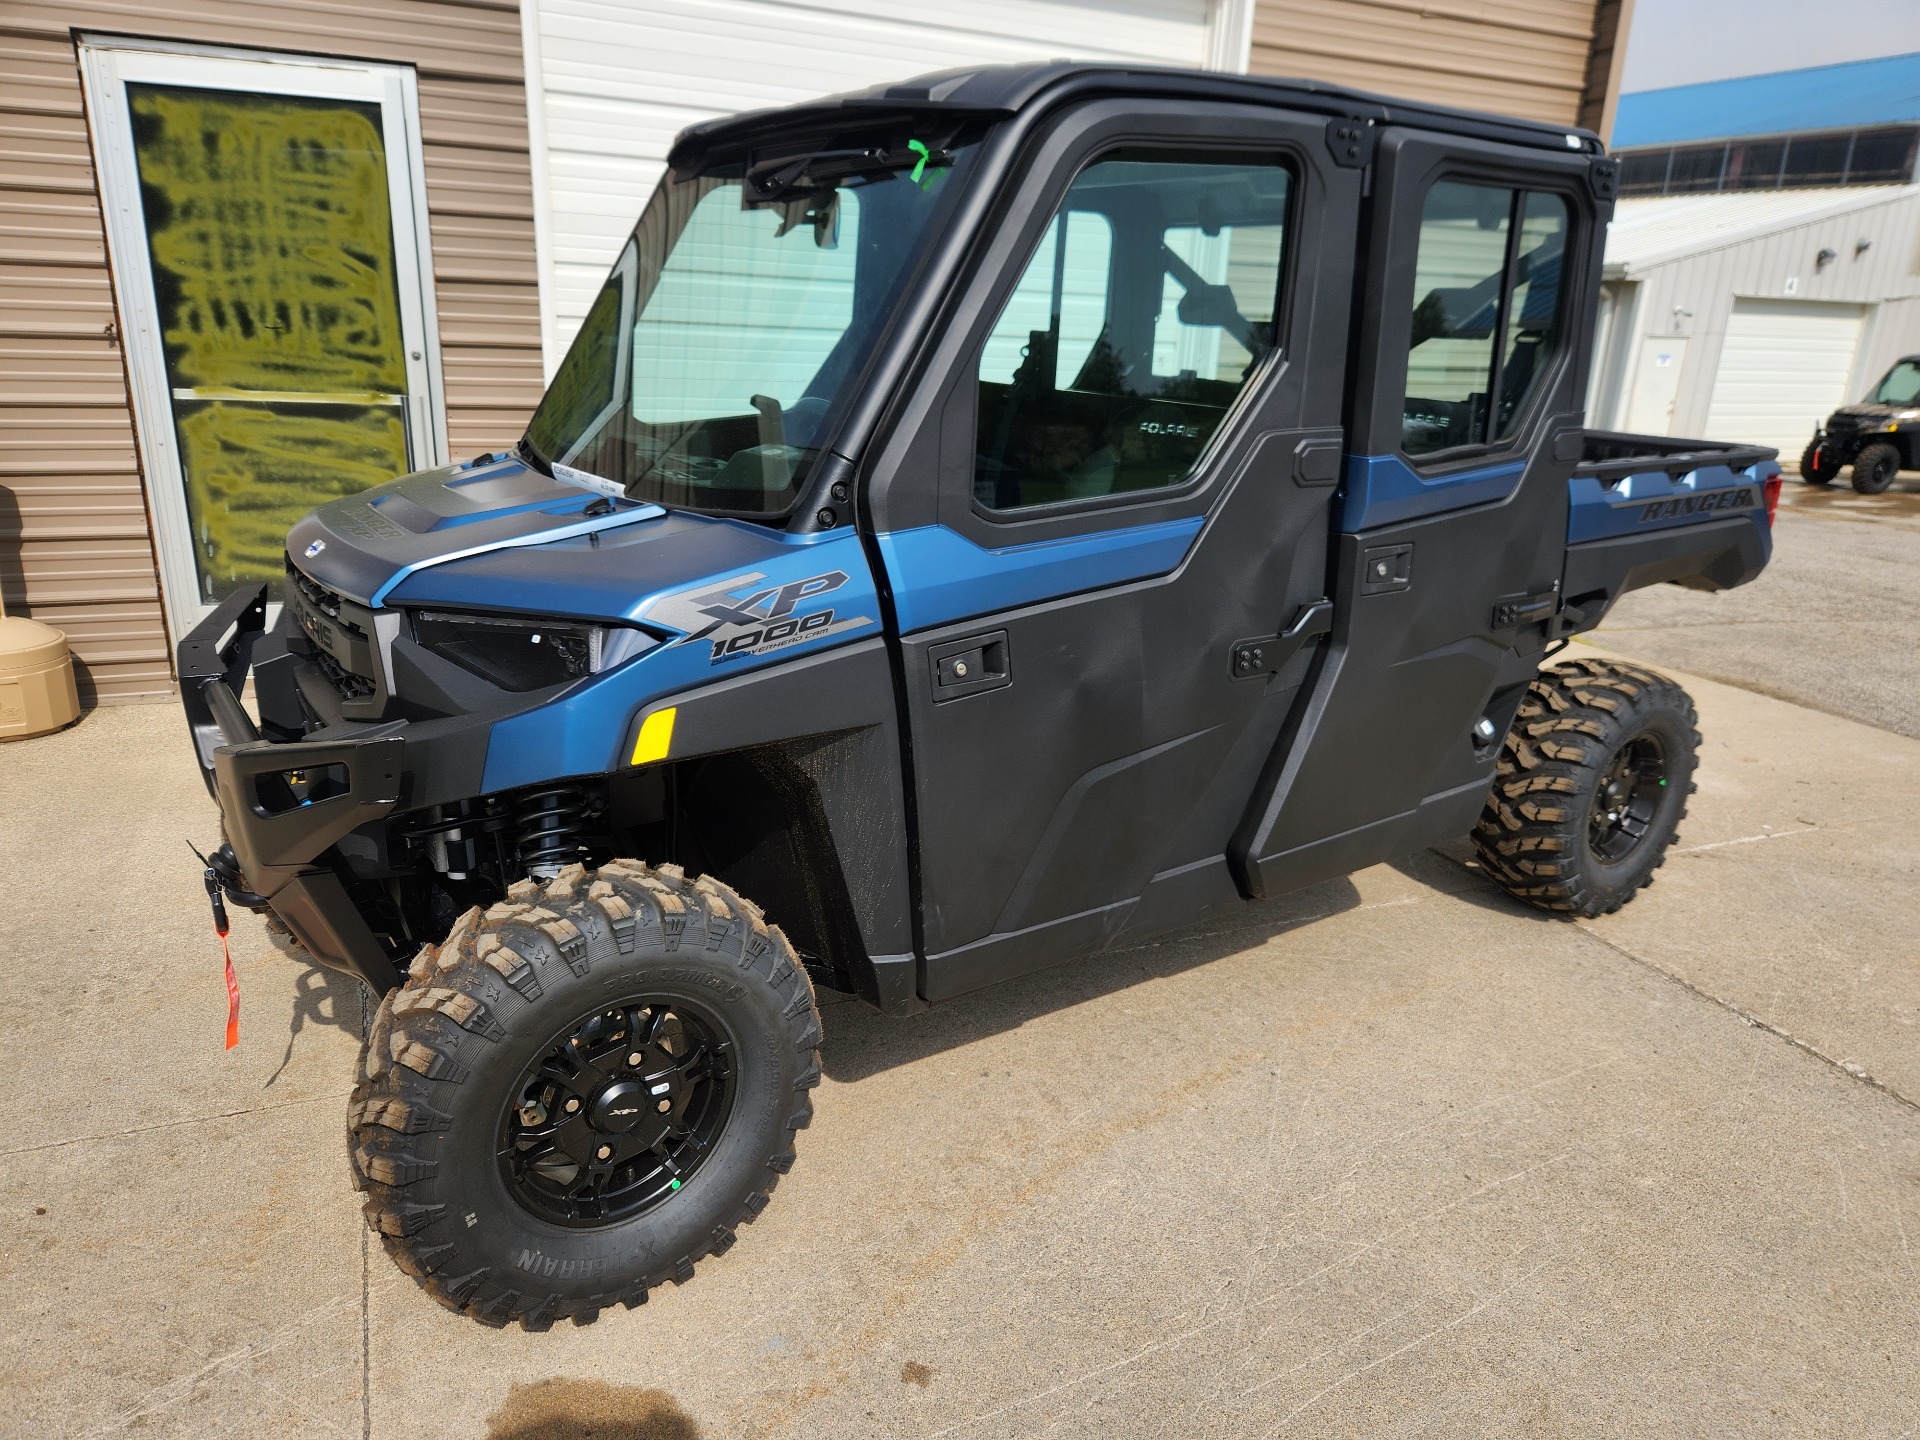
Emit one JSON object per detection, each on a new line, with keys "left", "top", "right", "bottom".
{"left": 1762, "top": 471, "right": 1783, "bottom": 527}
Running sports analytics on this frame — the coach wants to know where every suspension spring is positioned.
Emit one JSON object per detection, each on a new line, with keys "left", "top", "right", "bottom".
{"left": 514, "top": 785, "right": 590, "bottom": 878}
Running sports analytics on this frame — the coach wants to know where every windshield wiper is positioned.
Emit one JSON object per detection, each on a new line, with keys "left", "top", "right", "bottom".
{"left": 746, "top": 143, "right": 951, "bottom": 200}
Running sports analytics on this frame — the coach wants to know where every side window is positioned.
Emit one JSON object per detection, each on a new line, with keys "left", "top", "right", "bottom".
{"left": 975, "top": 151, "right": 1291, "bottom": 511}
{"left": 1403, "top": 181, "right": 1570, "bottom": 458}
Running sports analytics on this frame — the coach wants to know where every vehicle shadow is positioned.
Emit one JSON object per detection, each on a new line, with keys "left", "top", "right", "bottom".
{"left": 818, "top": 873, "right": 1363, "bottom": 1084}
{"left": 263, "top": 958, "right": 369, "bottom": 1085}
{"left": 1389, "top": 836, "right": 1573, "bottom": 923}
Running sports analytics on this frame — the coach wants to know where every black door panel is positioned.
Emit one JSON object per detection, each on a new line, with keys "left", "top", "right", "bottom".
{"left": 1231, "top": 126, "right": 1605, "bottom": 895}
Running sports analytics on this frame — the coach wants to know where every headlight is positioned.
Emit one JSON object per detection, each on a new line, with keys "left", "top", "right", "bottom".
{"left": 412, "top": 610, "right": 610, "bottom": 691}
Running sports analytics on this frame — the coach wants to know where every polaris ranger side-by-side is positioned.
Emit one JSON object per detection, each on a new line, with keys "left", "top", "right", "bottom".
{"left": 1800, "top": 354, "right": 1920, "bottom": 493}
{"left": 178, "top": 63, "right": 1780, "bottom": 1329}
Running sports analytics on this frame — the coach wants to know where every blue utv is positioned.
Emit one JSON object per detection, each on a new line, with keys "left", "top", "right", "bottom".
{"left": 180, "top": 62, "right": 1781, "bottom": 1328}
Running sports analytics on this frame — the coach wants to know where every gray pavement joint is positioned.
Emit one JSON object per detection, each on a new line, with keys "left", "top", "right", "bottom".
{"left": 1568, "top": 919, "right": 1920, "bottom": 1117}
{"left": 1429, "top": 848, "right": 1920, "bottom": 1117}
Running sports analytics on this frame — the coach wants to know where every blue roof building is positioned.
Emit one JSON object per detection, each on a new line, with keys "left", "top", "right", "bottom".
{"left": 1612, "top": 53, "right": 1920, "bottom": 197}
{"left": 1615, "top": 52, "right": 1920, "bottom": 148}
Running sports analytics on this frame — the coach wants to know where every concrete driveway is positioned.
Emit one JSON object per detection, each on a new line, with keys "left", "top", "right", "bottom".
{"left": 1, "top": 640, "right": 1916, "bottom": 1438}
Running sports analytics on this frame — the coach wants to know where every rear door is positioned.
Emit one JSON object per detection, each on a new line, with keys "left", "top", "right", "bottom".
{"left": 1233, "top": 128, "right": 1608, "bottom": 895}
{"left": 863, "top": 99, "right": 1361, "bottom": 1001}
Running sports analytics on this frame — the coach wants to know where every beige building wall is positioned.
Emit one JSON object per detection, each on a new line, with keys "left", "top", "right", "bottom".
{"left": 0, "top": 1, "right": 545, "bottom": 704}
{"left": 1248, "top": 0, "right": 1631, "bottom": 133}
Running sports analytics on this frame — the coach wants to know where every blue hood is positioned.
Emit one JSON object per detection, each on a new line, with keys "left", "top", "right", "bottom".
{"left": 287, "top": 455, "right": 666, "bottom": 609}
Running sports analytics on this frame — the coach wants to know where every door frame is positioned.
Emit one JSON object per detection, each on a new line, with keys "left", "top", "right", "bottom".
{"left": 79, "top": 34, "right": 449, "bottom": 646}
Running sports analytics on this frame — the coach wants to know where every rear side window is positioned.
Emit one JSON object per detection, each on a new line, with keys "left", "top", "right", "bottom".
{"left": 1403, "top": 181, "right": 1570, "bottom": 458}
{"left": 975, "top": 151, "right": 1292, "bottom": 511}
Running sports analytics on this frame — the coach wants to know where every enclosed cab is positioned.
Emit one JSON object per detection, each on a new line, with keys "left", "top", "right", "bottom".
{"left": 177, "top": 63, "right": 1778, "bottom": 1329}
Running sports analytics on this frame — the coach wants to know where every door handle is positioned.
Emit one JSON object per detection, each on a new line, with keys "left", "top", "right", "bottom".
{"left": 1229, "top": 600, "right": 1333, "bottom": 679}
{"left": 928, "top": 630, "right": 1011, "bottom": 702}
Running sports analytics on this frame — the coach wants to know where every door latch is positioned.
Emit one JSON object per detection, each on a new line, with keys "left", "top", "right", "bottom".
{"left": 1230, "top": 600, "right": 1333, "bottom": 680}
{"left": 1491, "top": 588, "right": 1559, "bottom": 629}
{"left": 928, "top": 630, "right": 1010, "bottom": 702}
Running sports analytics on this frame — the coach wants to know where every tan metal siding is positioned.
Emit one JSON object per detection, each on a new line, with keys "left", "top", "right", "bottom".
{"left": 0, "top": 2, "right": 544, "bottom": 705}
{"left": 1249, "top": 0, "right": 1603, "bottom": 127}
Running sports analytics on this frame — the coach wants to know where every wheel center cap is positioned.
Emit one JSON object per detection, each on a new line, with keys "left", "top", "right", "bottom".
{"left": 590, "top": 1079, "right": 652, "bottom": 1133}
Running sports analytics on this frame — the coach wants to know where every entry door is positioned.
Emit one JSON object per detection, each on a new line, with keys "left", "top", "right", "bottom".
{"left": 867, "top": 102, "right": 1360, "bottom": 1001}
{"left": 81, "top": 40, "right": 446, "bottom": 641}
{"left": 1624, "top": 335, "right": 1689, "bottom": 435}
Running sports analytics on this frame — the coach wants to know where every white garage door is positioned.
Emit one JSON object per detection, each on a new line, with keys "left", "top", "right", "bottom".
{"left": 1704, "top": 299, "right": 1866, "bottom": 457}
{"left": 525, "top": 0, "right": 1221, "bottom": 368}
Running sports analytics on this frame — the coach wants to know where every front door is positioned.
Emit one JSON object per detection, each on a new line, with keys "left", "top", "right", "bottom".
{"left": 81, "top": 39, "right": 445, "bottom": 641}
{"left": 866, "top": 101, "right": 1361, "bottom": 1002}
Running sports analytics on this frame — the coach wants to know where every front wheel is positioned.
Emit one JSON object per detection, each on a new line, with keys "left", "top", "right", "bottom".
{"left": 348, "top": 860, "right": 821, "bottom": 1329}
{"left": 1851, "top": 442, "right": 1900, "bottom": 495}
{"left": 1798, "top": 438, "right": 1836, "bottom": 485}
{"left": 1473, "top": 658, "right": 1699, "bottom": 918}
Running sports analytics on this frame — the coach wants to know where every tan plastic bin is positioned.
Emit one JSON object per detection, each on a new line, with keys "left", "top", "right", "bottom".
{"left": 0, "top": 614, "right": 81, "bottom": 740}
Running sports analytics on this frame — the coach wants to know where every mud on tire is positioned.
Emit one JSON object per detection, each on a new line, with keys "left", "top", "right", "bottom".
{"left": 1472, "top": 657, "right": 1699, "bottom": 919}
{"left": 348, "top": 860, "right": 822, "bottom": 1330}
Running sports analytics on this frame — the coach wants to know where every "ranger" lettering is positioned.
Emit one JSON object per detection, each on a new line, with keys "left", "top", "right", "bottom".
{"left": 1638, "top": 487, "right": 1754, "bottom": 523}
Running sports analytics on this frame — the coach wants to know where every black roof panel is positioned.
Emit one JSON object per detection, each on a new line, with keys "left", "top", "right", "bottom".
{"left": 670, "top": 61, "right": 1603, "bottom": 167}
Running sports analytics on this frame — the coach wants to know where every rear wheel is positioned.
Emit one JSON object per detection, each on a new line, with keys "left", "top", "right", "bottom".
{"left": 1851, "top": 442, "right": 1900, "bottom": 494}
{"left": 1473, "top": 658, "right": 1699, "bottom": 918}
{"left": 348, "top": 860, "right": 821, "bottom": 1329}
{"left": 1798, "top": 438, "right": 1836, "bottom": 485}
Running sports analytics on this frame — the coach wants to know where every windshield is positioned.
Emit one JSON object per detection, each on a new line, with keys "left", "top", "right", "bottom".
{"left": 1870, "top": 359, "right": 1920, "bottom": 407}
{"left": 524, "top": 135, "right": 977, "bottom": 517}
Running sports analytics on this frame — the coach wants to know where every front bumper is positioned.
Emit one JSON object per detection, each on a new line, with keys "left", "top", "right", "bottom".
{"left": 179, "top": 583, "right": 406, "bottom": 990}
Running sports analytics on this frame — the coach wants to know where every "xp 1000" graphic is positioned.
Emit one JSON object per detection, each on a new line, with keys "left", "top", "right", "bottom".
{"left": 649, "top": 569, "right": 875, "bottom": 664}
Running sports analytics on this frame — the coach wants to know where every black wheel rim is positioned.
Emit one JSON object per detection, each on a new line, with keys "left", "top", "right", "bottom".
{"left": 1587, "top": 733, "right": 1669, "bottom": 863}
{"left": 498, "top": 996, "right": 736, "bottom": 1227}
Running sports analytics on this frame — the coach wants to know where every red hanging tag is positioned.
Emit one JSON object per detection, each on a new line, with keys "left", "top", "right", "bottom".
{"left": 202, "top": 862, "right": 239, "bottom": 1050}
{"left": 221, "top": 931, "right": 240, "bottom": 1051}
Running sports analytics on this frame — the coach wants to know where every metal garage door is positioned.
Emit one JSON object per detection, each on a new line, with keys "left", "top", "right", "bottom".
{"left": 1704, "top": 298, "right": 1866, "bottom": 458}
{"left": 523, "top": 0, "right": 1219, "bottom": 367}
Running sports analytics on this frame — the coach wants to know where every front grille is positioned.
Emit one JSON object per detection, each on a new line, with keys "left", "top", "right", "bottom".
{"left": 312, "top": 645, "right": 377, "bottom": 702}
{"left": 285, "top": 555, "right": 384, "bottom": 714}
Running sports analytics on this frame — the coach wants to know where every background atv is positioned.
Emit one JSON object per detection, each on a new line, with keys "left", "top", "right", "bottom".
{"left": 1800, "top": 354, "right": 1920, "bottom": 493}
{"left": 179, "top": 62, "right": 1779, "bottom": 1329}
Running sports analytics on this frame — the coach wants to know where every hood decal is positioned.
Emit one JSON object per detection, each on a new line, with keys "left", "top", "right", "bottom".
{"left": 367, "top": 504, "right": 664, "bottom": 607}
{"left": 287, "top": 456, "right": 665, "bottom": 606}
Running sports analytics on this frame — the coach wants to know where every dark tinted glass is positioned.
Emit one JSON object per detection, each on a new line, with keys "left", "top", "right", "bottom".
{"left": 1403, "top": 181, "right": 1510, "bottom": 455}
{"left": 1404, "top": 182, "right": 1569, "bottom": 456}
{"left": 1782, "top": 134, "right": 1852, "bottom": 186}
{"left": 1725, "top": 140, "right": 1785, "bottom": 188}
{"left": 1618, "top": 150, "right": 1671, "bottom": 196}
{"left": 1495, "top": 193, "right": 1569, "bottom": 440}
{"left": 974, "top": 152, "right": 1291, "bottom": 511}
{"left": 1848, "top": 128, "right": 1920, "bottom": 184}
{"left": 1667, "top": 143, "right": 1729, "bottom": 193}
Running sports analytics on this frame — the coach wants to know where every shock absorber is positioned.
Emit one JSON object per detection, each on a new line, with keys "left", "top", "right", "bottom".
{"left": 514, "top": 785, "right": 590, "bottom": 879}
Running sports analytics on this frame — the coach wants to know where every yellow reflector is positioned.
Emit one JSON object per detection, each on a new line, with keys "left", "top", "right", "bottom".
{"left": 630, "top": 706, "right": 676, "bottom": 766}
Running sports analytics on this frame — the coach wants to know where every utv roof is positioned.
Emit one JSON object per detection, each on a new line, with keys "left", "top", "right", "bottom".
{"left": 670, "top": 61, "right": 1606, "bottom": 169}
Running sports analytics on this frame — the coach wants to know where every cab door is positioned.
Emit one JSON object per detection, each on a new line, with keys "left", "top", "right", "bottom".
{"left": 863, "top": 100, "right": 1360, "bottom": 1002}
{"left": 1232, "top": 128, "right": 1606, "bottom": 895}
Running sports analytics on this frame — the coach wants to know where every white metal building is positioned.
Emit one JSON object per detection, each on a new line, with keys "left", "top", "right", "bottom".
{"left": 1587, "top": 184, "right": 1920, "bottom": 458}
{"left": 518, "top": 0, "right": 1253, "bottom": 372}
